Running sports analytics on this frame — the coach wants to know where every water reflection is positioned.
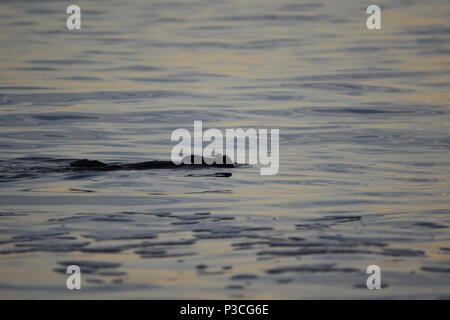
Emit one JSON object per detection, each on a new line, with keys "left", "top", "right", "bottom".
{"left": 0, "top": 0, "right": 449, "bottom": 299}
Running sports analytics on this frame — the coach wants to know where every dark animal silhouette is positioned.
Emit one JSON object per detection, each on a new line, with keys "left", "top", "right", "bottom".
{"left": 70, "top": 155, "right": 235, "bottom": 171}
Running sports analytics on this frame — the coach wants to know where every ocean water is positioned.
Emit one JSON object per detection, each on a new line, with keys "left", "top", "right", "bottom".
{"left": 0, "top": 0, "right": 449, "bottom": 299}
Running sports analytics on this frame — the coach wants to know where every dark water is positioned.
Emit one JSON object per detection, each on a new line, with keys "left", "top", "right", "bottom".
{"left": 0, "top": 0, "right": 449, "bottom": 298}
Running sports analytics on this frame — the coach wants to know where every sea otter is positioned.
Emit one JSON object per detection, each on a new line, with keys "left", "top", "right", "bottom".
{"left": 69, "top": 154, "right": 235, "bottom": 171}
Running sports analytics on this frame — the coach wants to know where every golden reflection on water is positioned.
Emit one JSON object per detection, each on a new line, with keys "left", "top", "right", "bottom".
{"left": 0, "top": 0, "right": 449, "bottom": 299}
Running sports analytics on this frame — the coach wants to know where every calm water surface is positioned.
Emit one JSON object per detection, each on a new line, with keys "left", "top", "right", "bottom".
{"left": 0, "top": 0, "right": 449, "bottom": 298}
